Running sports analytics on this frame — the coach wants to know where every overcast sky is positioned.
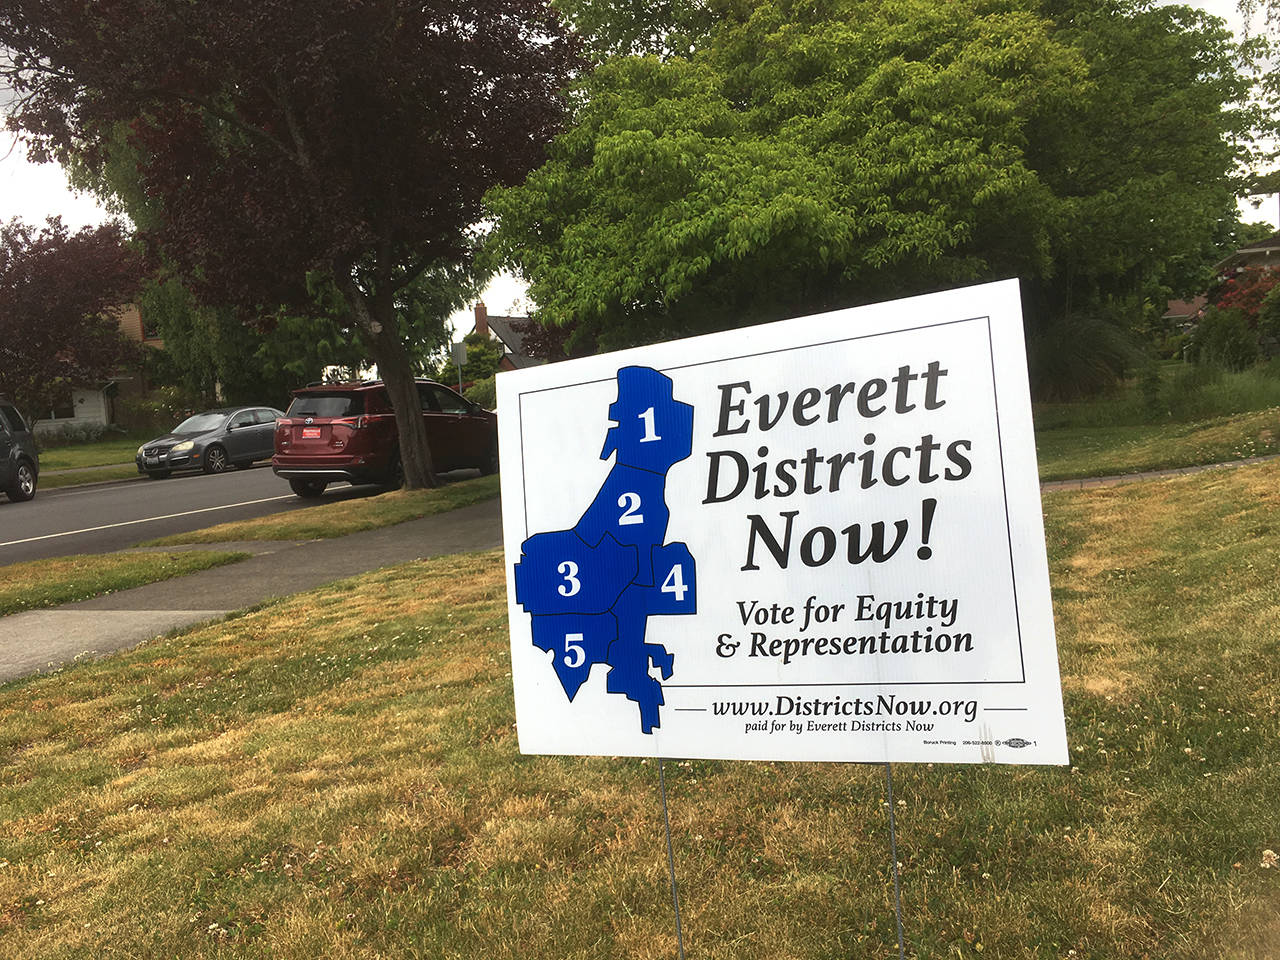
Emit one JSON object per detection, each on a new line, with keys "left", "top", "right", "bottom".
{"left": 0, "top": 0, "right": 1275, "bottom": 329}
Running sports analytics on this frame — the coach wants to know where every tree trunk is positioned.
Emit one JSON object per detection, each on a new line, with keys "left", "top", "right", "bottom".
{"left": 338, "top": 275, "right": 438, "bottom": 489}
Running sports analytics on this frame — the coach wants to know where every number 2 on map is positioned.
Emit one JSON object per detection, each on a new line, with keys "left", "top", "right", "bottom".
{"left": 617, "top": 492, "right": 644, "bottom": 525}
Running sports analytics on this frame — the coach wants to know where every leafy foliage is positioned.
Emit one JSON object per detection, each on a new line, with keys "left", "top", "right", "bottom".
{"left": 464, "top": 375, "right": 499, "bottom": 409}
{"left": 1, "top": 0, "right": 577, "bottom": 485}
{"left": 1209, "top": 266, "right": 1280, "bottom": 324}
{"left": 490, "top": 0, "right": 1254, "bottom": 398}
{"left": 1185, "top": 306, "right": 1262, "bottom": 370}
{"left": 434, "top": 331, "right": 507, "bottom": 387}
{"left": 0, "top": 218, "right": 143, "bottom": 423}
{"left": 136, "top": 278, "right": 365, "bottom": 410}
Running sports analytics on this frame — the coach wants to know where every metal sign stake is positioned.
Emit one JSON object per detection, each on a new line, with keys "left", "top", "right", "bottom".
{"left": 658, "top": 758, "right": 687, "bottom": 960}
{"left": 884, "top": 762, "right": 907, "bottom": 960}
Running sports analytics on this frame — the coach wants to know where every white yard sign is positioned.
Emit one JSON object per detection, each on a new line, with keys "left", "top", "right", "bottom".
{"left": 498, "top": 280, "right": 1068, "bottom": 765}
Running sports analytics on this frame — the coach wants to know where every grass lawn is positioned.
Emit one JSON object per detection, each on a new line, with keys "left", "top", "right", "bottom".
{"left": 0, "top": 551, "right": 250, "bottom": 617}
{"left": 40, "top": 465, "right": 142, "bottom": 490}
{"left": 137, "top": 474, "right": 500, "bottom": 546}
{"left": 1, "top": 463, "right": 1277, "bottom": 957}
{"left": 1035, "top": 407, "right": 1280, "bottom": 480}
{"left": 36, "top": 433, "right": 153, "bottom": 471}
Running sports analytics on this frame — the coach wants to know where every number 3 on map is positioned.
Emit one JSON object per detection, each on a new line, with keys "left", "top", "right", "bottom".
{"left": 557, "top": 560, "right": 581, "bottom": 597}
{"left": 661, "top": 564, "right": 688, "bottom": 602}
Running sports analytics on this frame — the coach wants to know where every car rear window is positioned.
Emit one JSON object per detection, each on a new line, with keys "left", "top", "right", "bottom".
{"left": 286, "top": 393, "right": 365, "bottom": 418}
{"left": 0, "top": 405, "right": 28, "bottom": 433}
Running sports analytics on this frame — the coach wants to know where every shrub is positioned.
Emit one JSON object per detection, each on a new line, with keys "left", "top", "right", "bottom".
{"left": 1027, "top": 313, "right": 1142, "bottom": 401}
{"left": 1185, "top": 306, "right": 1259, "bottom": 371}
{"left": 115, "top": 386, "right": 203, "bottom": 434}
{"left": 34, "top": 421, "right": 107, "bottom": 448}
{"left": 464, "top": 375, "right": 497, "bottom": 410}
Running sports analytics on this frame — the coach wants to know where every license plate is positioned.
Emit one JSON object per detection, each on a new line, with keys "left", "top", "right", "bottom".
{"left": 145, "top": 456, "right": 159, "bottom": 465}
{"left": 301, "top": 427, "right": 321, "bottom": 438}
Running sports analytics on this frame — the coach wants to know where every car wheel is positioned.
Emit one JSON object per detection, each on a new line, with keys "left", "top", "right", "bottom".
{"left": 203, "top": 444, "right": 229, "bottom": 474}
{"left": 384, "top": 452, "right": 405, "bottom": 490}
{"left": 6, "top": 460, "right": 37, "bottom": 502}
{"left": 289, "top": 478, "right": 327, "bottom": 498}
{"left": 146, "top": 470, "right": 172, "bottom": 480}
{"left": 479, "top": 441, "right": 499, "bottom": 476}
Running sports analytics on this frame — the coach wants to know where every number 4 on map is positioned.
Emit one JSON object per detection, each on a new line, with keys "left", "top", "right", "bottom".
{"left": 648, "top": 542, "right": 697, "bottom": 615}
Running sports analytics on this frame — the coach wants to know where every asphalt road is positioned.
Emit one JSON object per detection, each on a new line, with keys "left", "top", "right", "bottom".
{"left": 0, "top": 464, "right": 387, "bottom": 564}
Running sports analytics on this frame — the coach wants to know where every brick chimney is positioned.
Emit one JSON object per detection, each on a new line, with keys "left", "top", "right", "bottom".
{"left": 474, "top": 301, "right": 489, "bottom": 338}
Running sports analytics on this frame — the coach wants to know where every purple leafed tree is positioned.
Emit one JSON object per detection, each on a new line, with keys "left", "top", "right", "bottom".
{"left": 0, "top": 218, "right": 143, "bottom": 425}
{"left": 0, "top": 0, "right": 578, "bottom": 486}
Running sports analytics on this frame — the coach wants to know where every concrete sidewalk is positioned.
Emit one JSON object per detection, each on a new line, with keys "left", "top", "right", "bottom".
{"left": 0, "top": 497, "right": 502, "bottom": 683}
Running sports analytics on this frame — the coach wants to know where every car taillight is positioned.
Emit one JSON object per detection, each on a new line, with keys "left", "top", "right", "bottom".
{"left": 333, "top": 416, "right": 366, "bottom": 430}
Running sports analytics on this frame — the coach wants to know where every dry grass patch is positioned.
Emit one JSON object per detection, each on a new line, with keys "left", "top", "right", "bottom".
{"left": 137, "top": 474, "right": 499, "bottom": 546}
{"left": 2, "top": 463, "right": 1279, "bottom": 957}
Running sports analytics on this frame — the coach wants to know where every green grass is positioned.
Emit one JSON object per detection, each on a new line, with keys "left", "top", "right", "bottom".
{"left": 1032, "top": 359, "right": 1280, "bottom": 431}
{"left": 0, "top": 551, "right": 250, "bottom": 617}
{"left": 137, "top": 474, "right": 500, "bottom": 545}
{"left": 36, "top": 433, "right": 152, "bottom": 471}
{"left": 39, "top": 465, "right": 143, "bottom": 490}
{"left": 1, "top": 464, "right": 1277, "bottom": 958}
{"left": 1032, "top": 361, "right": 1280, "bottom": 480}
{"left": 1036, "top": 407, "right": 1280, "bottom": 480}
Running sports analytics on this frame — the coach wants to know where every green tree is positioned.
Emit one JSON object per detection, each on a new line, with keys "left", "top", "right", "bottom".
{"left": 137, "top": 278, "right": 371, "bottom": 409}
{"left": 2, "top": 0, "right": 576, "bottom": 488}
{"left": 434, "top": 330, "right": 507, "bottom": 388}
{"left": 489, "top": 0, "right": 1256, "bottom": 397}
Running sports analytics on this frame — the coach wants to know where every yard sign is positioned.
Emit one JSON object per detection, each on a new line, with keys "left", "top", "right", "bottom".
{"left": 498, "top": 279, "right": 1068, "bottom": 765}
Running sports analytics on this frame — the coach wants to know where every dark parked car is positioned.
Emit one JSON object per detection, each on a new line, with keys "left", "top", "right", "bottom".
{"left": 0, "top": 400, "right": 39, "bottom": 502}
{"left": 272, "top": 379, "right": 498, "bottom": 497}
{"left": 136, "top": 406, "right": 285, "bottom": 479}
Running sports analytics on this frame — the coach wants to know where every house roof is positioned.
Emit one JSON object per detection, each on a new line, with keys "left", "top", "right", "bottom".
{"left": 1213, "top": 231, "right": 1280, "bottom": 272}
{"left": 485, "top": 314, "right": 544, "bottom": 369}
{"left": 1162, "top": 296, "right": 1206, "bottom": 320}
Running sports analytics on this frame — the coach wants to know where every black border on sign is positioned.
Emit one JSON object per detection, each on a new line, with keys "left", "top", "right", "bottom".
{"left": 514, "top": 313, "right": 1028, "bottom": 688}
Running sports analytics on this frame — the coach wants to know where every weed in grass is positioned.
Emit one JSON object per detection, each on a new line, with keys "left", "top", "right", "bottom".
{"left": 1, "top": 465, "right": 1278, "bottom": 957}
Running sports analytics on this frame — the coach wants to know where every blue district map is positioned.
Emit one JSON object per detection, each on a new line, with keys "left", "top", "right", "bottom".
{"left": 514, "top": 366, "right": 698, "bottom": 734}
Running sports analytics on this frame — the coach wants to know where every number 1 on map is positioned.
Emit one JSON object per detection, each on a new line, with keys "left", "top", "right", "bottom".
{"left": 639, "top": 406, "right": 661, "bottom": 443}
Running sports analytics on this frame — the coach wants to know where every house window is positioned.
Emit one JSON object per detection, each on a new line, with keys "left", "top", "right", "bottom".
{"left": 50, "top": 387, "right": 75, "bottom": 420}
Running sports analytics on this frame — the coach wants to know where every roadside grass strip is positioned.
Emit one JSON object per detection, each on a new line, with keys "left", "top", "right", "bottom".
{"left": 40, "top": 465, "right": 142, "bottom": 490}
{"left": 1036, "top": 407, "right": 1280, "bottom": 481}
{"left": 36, "top": 434, "right": 154, "bottom": 472}
{"left": 0, "top": 552, "right": 251, "bottom": 617}
{"left": 1, "top": 464, "right": 1278, "bottom": 957}
{"left": 137, "top": 475, "right": 500, "bottom": 546}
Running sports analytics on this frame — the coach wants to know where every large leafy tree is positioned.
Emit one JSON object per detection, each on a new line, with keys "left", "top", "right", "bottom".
{"left": 0, "top": 218, "right": 143, "bottom": 424}
{"left": 1, "top": 0, "right": 577, "bottom": 486}
{"left": 490, "top": 0, "right": 1254, "bottom": 396}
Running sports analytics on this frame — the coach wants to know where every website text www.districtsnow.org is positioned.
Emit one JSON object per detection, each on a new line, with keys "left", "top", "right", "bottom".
{"left": 713, "top": 693, "right": 978, "bottom": 724}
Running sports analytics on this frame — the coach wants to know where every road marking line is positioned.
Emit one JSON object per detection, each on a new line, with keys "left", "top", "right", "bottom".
{"left": 0, "top": 495, "right": 296, "bottom": 547}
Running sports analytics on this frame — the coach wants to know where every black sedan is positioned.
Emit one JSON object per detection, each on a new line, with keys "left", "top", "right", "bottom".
{"left": 136, "top": 406, "right": 285, "bottom": 479}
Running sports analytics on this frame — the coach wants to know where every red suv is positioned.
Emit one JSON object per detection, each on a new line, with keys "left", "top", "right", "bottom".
{"left": 272, "top": 379, "right": 498, "bottom": 497}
